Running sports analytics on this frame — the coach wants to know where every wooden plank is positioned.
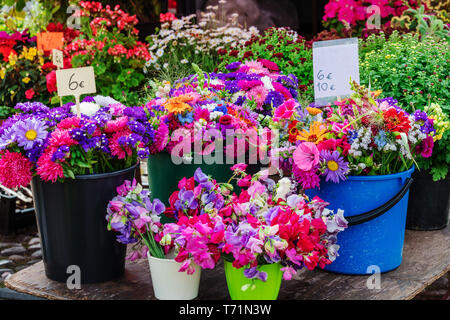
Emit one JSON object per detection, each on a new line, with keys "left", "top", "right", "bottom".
{"left": 5, "top": 227, "right": 450, "bottom": 300}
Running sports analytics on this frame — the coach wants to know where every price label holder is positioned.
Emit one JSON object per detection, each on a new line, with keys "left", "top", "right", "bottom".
{"left": 52, "top": 49, "right": 64, "bottom": 69}
{"left": 312, "top": 38, "right": 360, "bottom": 106}
{"left": 36, "top": 32, "right": 64, "bottom": 52}
{"left": 52, "top": 49, "right": 64, "bottom": 106}
{"left": 56, "top": 66, "right": 96, "bottom": 117}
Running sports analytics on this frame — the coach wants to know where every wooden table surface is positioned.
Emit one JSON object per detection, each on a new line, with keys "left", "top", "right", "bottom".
{"left": 5, "top": 226, "right": 450, "bottom": 300}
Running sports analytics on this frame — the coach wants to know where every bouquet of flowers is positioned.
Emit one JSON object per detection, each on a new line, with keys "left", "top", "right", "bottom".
{"left": 108, "top": 168, "right": 227, "bottom": 274}
{"left": 0, "top": 98, "right": 147, "bottom": 189}
{"left": 138, "top": 73, "right": 269, "bottom": 164}
{"left": 269, "top": 82, "right": 437, "bottom": 190}
{"left": 219, "top": 164, "right": 347, "bottom": 281}
{"left": 106, "top": 179, "right": 167, "bottom": 260}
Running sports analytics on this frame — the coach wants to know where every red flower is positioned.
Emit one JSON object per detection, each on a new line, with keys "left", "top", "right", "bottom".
{"left": 0, "top": 45, "right": 16, "bottom": 62}
{"left": 228, "top": 50, "right": 239, "bottom": 57}
{"left": 25, "top": 88, "right": 35, "bottom": 100}
{"left": 42, "top": 62, "right": 57, "bottom": 71}
{"left": 243, "top": 51, "right": 253, "bottom": 59}
{"left": 46, "top": 70, "right": 57, "bottom": 93}
{"left": 383, "top": 108, "right": 411, "bottom": 134}
{"left": 219, "top": 114, "right": 233, "bottom": 126}
{"left": 272, "top": 52, "right": 284, "bottom": 59}
{"left": 217, "top": 48, "right": 227, "bottom": 56}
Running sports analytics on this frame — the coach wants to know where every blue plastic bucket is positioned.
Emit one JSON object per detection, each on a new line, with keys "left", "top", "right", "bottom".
{"left": 306, "top": 166, "right": 415, "bottom": 275}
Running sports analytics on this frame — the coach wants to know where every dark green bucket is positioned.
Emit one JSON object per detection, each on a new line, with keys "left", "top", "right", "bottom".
{"left": 147, "top": 152, "right": 261, "bottom": 205}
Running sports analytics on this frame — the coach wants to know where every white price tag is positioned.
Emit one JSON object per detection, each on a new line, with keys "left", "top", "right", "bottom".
{"left": 312, "top": 38, "right": 360, "bottom": 105}
{"left": 56, "top": 66, "right": 96, "bottom": 97}
{"left": 52, "top": 49, "right": 64, "bottom": 69}
{"left": 56, "top": 66, "right": 96, "bottom": 116}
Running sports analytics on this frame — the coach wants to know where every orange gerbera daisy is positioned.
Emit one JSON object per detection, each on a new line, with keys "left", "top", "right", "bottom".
{"left": 163, "top": 94, "right": 193, "bottom": 114}
{"left": 297, "top": 121, "right": 328, "bottom": 144}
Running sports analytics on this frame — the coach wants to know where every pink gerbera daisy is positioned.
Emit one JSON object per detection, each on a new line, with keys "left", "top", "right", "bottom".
{"left": 0, "top": 151, "right": 33, "bottom": 188}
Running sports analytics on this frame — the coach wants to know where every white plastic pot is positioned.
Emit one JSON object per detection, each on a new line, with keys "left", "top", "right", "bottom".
{"left": 147, "top": 252, "right": 201, "bottom": 300}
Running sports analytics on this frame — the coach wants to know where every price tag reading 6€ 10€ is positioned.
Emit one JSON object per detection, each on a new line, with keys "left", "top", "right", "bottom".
{"left": 56, "top": 66, "right": 96, "bottom": 97}
{"left": 312, "top": 38, "right": 360, "bottom": 106}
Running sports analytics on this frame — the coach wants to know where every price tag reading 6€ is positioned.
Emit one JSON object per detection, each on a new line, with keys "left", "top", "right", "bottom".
{"left": 56, "top": 66, "right": 96, "bottom": 97}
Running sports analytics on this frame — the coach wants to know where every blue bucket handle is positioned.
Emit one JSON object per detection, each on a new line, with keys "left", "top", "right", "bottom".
{"left": 347, "top": 178, "right": 414, "bottom": 226}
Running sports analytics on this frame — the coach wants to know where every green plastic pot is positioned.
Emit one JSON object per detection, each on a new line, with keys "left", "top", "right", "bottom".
{"left": 224, "top": 261, "right": 283, "bottom": 300}
{"left": 147, "top": 152, "right": 260, "bottom": 206}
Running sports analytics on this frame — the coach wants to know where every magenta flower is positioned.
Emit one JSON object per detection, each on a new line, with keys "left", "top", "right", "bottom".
{"left": 293, "top": 142, "right": 320, "bottom": 171}
{"left": 273, "top": 99, "right": 298, "bottom": 121}
{"left": 415, "top": 136, "right": 434, "bottom": 158}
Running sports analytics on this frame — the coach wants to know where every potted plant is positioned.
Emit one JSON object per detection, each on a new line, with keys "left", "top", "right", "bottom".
{"left": 407, "top": 103, "right": 450, "bottom": 230}
{"left": 270, "top": 82, "right": 436, "bottom": 274}
{"left": 107, "top": 168, "right": 225, "bottom": 300}
{"left": 0, "top": 99, "right": 147, "bottom": 283}
{"left": 218, "top": 164, "right": 347, "bottom": 300}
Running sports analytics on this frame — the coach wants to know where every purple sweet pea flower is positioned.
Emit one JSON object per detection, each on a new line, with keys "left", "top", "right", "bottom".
{"left": 194, "top": 167, "right": 209, "bottom": 183}
{"left": 244, "top": 267, "right": 268, "bottom": 282}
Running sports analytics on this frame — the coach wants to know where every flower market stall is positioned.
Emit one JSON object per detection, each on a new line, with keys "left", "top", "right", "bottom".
{"left": 0, "top": 0, "right": 449, "bottom": 304}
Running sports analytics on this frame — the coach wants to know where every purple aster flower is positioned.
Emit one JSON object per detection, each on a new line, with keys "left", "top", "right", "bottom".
{"left": 14, "top": 118, "right": 49, "bottom": 150}
{"left": 320, "top": 150, "right": 349, "bottom": 184}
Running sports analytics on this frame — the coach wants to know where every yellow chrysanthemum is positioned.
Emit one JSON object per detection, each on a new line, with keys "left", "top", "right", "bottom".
{"left": 22, "top": 77, "right": 31, "bottom": 84}
{"left": 297, "top": 121, "right": 328, "bottom": 144}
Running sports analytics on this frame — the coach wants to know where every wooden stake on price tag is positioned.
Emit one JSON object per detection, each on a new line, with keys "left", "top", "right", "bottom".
{"left": 52, "top": 49, "right": 64, "bottom": 107}
{"left": 74, "top": 95, "right": 81, "bottom": 117}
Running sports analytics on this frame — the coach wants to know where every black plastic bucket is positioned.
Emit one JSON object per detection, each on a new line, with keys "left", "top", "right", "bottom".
{"left": 31, "top": 163, "right": 138, "bottom": 284}
{"left": 406, "top": 170, "right": 450, "bottom": 231}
